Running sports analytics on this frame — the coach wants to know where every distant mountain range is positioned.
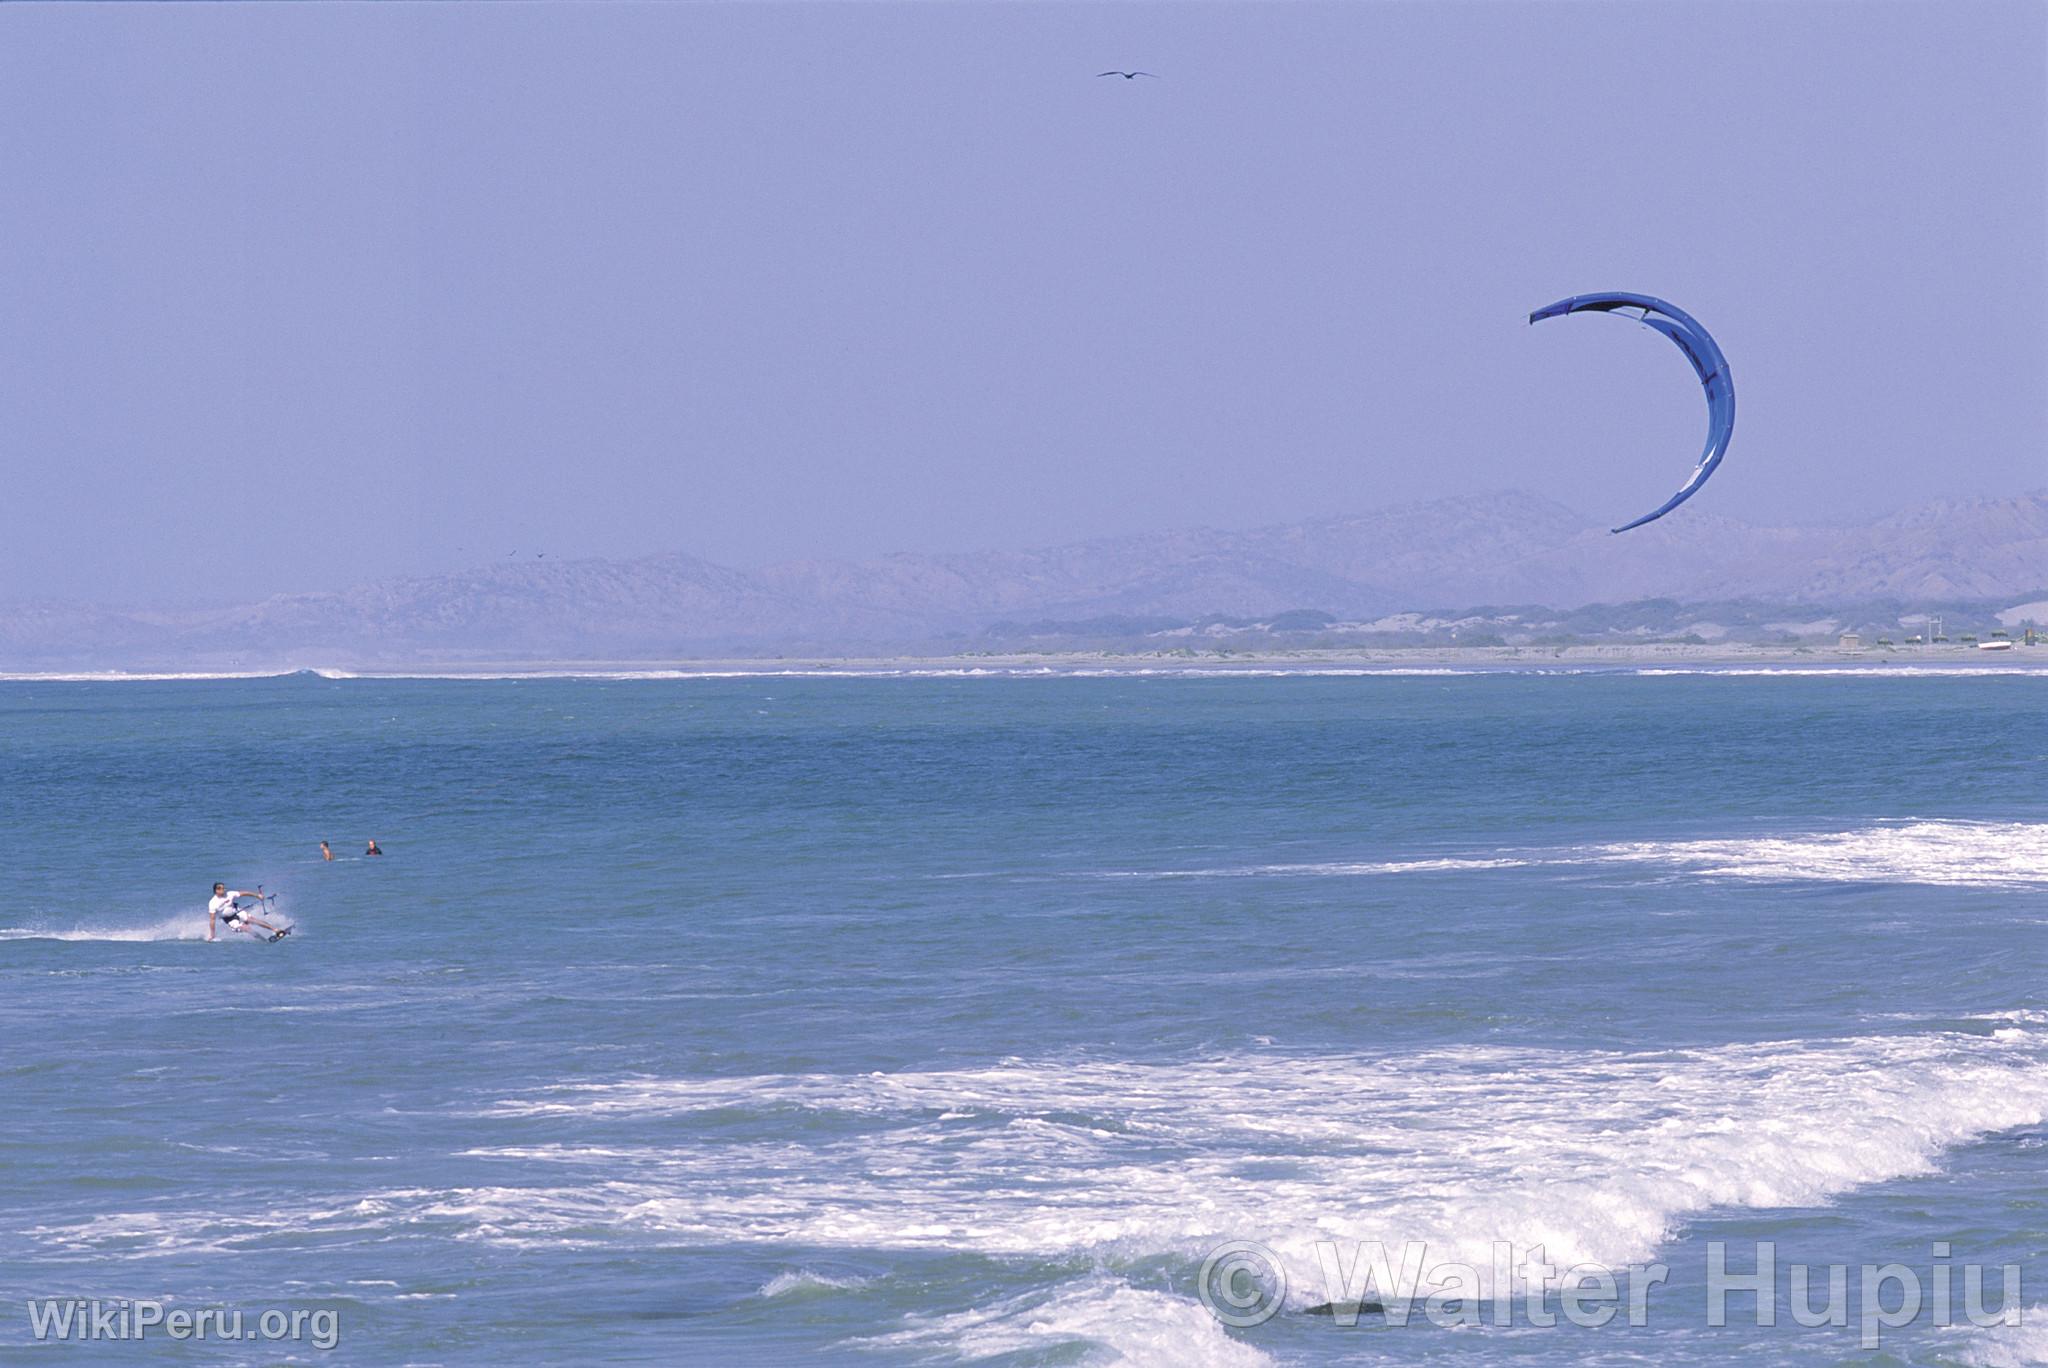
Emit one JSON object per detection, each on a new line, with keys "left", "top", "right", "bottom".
{"left": 4, "top": 490, "right": 2044, "bottom": 668}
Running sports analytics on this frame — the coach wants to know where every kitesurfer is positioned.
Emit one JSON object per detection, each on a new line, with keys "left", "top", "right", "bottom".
{"left": 207, "top": 883, "right": 285, "bottom": 941}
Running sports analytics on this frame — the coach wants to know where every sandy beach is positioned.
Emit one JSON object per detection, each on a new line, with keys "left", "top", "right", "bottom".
{"left": 11, "top": 640, "right": 2048, "bottom": 681}
{"left": 252, "top": 640, "right": 2048, "bottom": 678}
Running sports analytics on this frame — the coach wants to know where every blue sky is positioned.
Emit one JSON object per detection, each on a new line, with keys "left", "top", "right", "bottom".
{"left": 3, "top": 1, "right": 2042, "bottom": 604}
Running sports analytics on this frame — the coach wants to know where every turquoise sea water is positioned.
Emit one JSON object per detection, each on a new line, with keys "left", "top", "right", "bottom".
{"left": 2, "top": 671, "right": 2045, "bottom": 1364}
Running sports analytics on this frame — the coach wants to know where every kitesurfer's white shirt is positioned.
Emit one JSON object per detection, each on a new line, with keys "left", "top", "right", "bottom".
{"left": 209, "top": 893, "right": 240, "bottom": 921}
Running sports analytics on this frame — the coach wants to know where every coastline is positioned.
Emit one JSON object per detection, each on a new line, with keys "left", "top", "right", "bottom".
{"left": 5, "top": 641, "right": 2046, "bottom": 680}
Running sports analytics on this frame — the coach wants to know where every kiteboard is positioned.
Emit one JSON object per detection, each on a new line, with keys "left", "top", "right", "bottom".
{"left": 225, "top": 887, "right": 291, "bottom": 942}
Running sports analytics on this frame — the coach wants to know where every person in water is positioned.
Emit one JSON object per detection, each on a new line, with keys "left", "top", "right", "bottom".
{"left": 320, "top": 841, "right": 333, "bottom": 862}
{"left": 365, "top": 839, "right": 383, "bottom": 857}
{"left": 207, "top": 883, "right": 285, "bottom": 941}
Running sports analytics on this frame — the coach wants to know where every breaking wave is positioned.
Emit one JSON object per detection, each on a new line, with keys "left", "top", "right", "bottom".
{"left": 1109, "top": 820, "right": 2048, "bottom": 890}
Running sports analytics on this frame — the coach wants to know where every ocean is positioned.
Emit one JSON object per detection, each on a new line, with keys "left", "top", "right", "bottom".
{"left": 2, "top": 670, "right": 2044, "bottom": 1364}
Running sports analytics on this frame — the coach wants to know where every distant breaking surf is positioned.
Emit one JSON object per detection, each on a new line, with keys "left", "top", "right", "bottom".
{"left": 1103, "top": 820, "right": 2048, "bottom": 890}
{"left": 2, "top": 664, "right": 2041, "bottom": 682}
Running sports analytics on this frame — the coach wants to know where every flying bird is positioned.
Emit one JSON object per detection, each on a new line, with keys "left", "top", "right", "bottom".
{"left": 1097, "top": 70, "right": 1157, "bottom": 80}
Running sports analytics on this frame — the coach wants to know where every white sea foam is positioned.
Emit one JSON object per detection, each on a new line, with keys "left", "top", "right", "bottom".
{"left": 457, "top": 1028, "right": 2048, "bottom": 1302}
{"left": 1635, "top": 666, "right": 2045, "bottom": 678}
{"left": 0, "top": 913, "right": 207, "bottom": 942}
{"left": 1106, "top": 820, "right": 2048, "bottom": 889}
{"left": 1584, "top": 819, "right": 2048, "bottom": 889}
{"left": 860, "top": 1277, "right": 1273, "bottom": 1367}
{"left": 1101, "top": 857, "right": 1531, "bottom": 880}
{"left": 0, "top": 664, "right": 1605, "bottom": 683}
{"left": 189, "top": 666, "right": 1484, "bottom": 681}
{"left": 0, "top": 670, "right": 304, "bottom": 683}
{"left": 4, "top": 662, "right": 2043, "bottom": 684}
{"left": 1950, "top": 1307, "right": 2048, "bottom": 1366}
{"left": 37, "top": 1028, "right": 2048, "bottom": 1346}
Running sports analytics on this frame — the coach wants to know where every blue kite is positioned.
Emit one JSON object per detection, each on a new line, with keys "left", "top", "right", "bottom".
{"left": 1529, "top": 292, "right": 1735, "bottom": 534}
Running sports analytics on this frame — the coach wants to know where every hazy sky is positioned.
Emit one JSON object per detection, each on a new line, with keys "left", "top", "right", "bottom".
{"left": 3, "top": 1, "right": 2043, "bottom": 604}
